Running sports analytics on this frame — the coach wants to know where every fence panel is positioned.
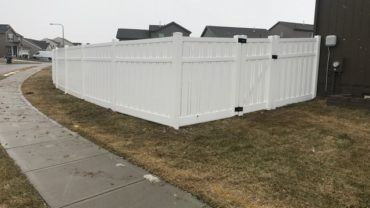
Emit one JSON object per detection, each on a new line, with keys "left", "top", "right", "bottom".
{"left": 65, "top": 47, "right": 83, "bottom": 97}
{"left": 114, "top": 38, "right": 176, "bottom": 126}
{"left": 52, "top": 34, "right": 321, "bottom": 129}
{"left": 273, "top": 37, "right": 321, "bottom": 108}
{"left": 179, "top": 38, "right": 237, "bottom": 126}
{"left": 55, "top": 48, "right": 66, "bottom": 91}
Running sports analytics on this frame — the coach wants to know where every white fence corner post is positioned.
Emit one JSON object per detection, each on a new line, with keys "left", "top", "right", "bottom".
{"left": 110, "top": 39, "right": 117, "bottom": 111}
{"left": 172, "top": 32, "right": 183, "bottom": 129}
{"left": 64, "top": 45, "right": 69, "bottom": 94}
{"left": 266, "top": 35, "right": 280, "bottom": 110}
{"left": 233, "top": 35, "right": 247, "bottom": 116}
{"left": 312, "top": 35, "right": 321, "bottom": 99}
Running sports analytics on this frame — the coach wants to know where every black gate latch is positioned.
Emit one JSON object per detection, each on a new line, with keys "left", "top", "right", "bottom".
{"left": 238, "top": 38, "right": 247, "bottom": 44}
{"left": 235, "top": 107, "right": 244, "bottom": 112}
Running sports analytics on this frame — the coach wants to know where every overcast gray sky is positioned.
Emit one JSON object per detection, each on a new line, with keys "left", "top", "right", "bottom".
{"left": 1, "top": 0, "right": 316, "bottom": 44}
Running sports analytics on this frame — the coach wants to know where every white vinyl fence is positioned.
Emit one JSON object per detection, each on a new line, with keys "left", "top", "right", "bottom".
{"left": 52, "top": 33, "right": 321, "bottom": 129}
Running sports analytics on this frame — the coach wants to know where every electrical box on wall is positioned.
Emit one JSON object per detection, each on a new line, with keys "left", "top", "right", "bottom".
{"left": 325, "top": 35, "right": 337, "bottom": 47}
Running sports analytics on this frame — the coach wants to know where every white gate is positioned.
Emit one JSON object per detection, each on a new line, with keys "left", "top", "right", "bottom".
{"left": 236, "top": 37, "right": 272, "bottom": 114}
{"left": 234, "top": 35, "right": 321, "bottom": 116}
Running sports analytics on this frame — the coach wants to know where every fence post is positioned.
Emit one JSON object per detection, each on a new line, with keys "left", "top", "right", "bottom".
{"left": 54, "top": 48, "right": 59, "bottom": 88}
{"left": 81, "top": 44, "right": 86, "bottom": 99}
{"left": 266, "top": 35, "right": 280, "bottom": 110}
{"left": 51, "top": 49, "right": 55, "bottom": 84}
{"left": 64, "top": 45, "right": 69, "bottom": 94}
{"left": 172, "top": 32, "right": 183, "bottom": 129}
{"left": 312, "top": 35, "right": 321, "bottom": 98}
{"left": 110, "top": 39, "right": 117, "bottom": 111}
{"left": 233, "top": 35, "right": 247, "bottom": 116}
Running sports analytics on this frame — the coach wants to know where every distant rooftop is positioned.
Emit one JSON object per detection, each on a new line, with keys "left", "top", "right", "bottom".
{"left": 201, "top": 26, "right": 269, "bottom": 38}
{"left": 269, "top": 21, "right": 314, "bottom": 32}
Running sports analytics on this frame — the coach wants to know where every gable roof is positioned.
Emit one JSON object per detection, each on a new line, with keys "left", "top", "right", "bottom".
{"left": 269, "top": 21, "right": 314, "bottom": 32}
{"left": 153, "top": 22, "right": 192, "bottom": 34}
{"left": 201, "top": 26, "right": 269, "bottom": 38}
{"left": 53, "top": 37, "right": 74, "bottom": 45}
{"left": 149, "top": 25, "right": 161, "bottom": 31}
{"left": 117, "top": 22, "right": 191, "bottom": 40}
{"left": 0, "top": 24, "right": 23, "bottom": 37}
{"left": 116, "top": 29, "right": 150, "bottom": 40}
{"left": 43, "top": 38, "right": 58, "bottom": 45}
{"left": 0, "top": 24, "right": 11, "bottom": 33}
{"left": 22, "top": 38, "right": 42, "bottom": 50}
{"left": 25, "top": 38, "right": 50, "bottom": 50}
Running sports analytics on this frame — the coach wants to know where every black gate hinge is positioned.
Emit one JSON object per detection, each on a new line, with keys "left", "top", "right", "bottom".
{"left": 235, "top": 107, "right": 244, "bottom": 112}
{"left": 272, "top": 55, "right": 278, "bottom": 59}
{"left": 238, "top": 38, "right": 247, "bottom": 44}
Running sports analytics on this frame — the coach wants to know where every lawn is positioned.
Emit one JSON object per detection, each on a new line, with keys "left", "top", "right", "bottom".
{"left": 22, "top": 67, "right": 370, "bottom": 208}
{"left": 0, "top": 146, "right": 46, "bottom": 208}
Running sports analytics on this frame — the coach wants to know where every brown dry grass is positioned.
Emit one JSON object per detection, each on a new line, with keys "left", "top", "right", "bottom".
{"left": 0, "top": 146, "right": 46, "bottom": 208}
{"left": 22, "top": 67, "right": 370, "bottom": 208}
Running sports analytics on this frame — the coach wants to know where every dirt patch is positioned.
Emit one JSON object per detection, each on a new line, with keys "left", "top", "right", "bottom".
{"left": 0, "top": 146, "right": 46, "bottom": 208}
{"left": 22, "top": 67, "right": 370, "bottom": 208}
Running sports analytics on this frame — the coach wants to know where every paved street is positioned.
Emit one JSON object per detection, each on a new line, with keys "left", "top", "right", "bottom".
{"left": 0, "top": 63, "right": 38, "bottom": 75}
{"left": 0, "top": 64, "right": 206, "bottom": 208}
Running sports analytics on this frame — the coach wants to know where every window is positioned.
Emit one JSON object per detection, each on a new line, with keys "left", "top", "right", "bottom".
{"left": 158, "top": 33, "right": 165, "bottom": 38}
{"left": 7, "top": 33, "right": 14, "bottom": 40}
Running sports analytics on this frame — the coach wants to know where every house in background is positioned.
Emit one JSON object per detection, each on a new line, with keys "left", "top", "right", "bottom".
{"left": 27, "top": 39, "right": 52, "bottom": 51}
{"left": 21, "top": 38, "right": 52, "bottom": 58}
{"left": 42, "top": 39, "right": 59, "bottom": 49}
{"left": 0, "top": 24, "right": 23, "bottom": 57}
{"left": 116, "top": 22, "right": 191, "bottom": 41}
{"left": 201, "top": 26, "right": 269, "bottom": 38}
{"left": 315, "top": 0, "right": 370, "bottom": 106}
{"left": 20, "top": 39, "right": 42, "bottom": 58}
{"left": 52, "top": 37, "right": 74, "bottom": 47}
{"left": 269, "top": 21, "right": 314, "bottom": 38}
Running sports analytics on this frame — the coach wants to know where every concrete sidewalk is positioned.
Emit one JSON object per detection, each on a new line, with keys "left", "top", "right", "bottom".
{"left": 0, "top": 65, "right": 206, "bottom": 208}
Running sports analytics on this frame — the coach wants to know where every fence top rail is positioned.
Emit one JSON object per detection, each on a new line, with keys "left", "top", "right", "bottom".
{"left": 247, "top": 38, "right": 272, "bottom": 43}
{"left": 84, "top": 42, "right": 113, "bottom": 48}
{"left": 52, "top": 35, "right": 321, "bottom": 53}
{"left": 115, "top": 37, "right": 174, "bottom": 46}
{"left": 183, "top": 37, "right": 236, "bottom": 43}
{"left": 279, "top": 38, "right": 317, "bottom": 43}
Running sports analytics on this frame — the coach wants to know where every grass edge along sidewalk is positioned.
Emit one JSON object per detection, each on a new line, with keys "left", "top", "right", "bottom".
{"left": 0, "top": 143, "right": 47, "bottom": 208}
{"left": 22, "top": 67, "right": 370, "bottom": 208}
